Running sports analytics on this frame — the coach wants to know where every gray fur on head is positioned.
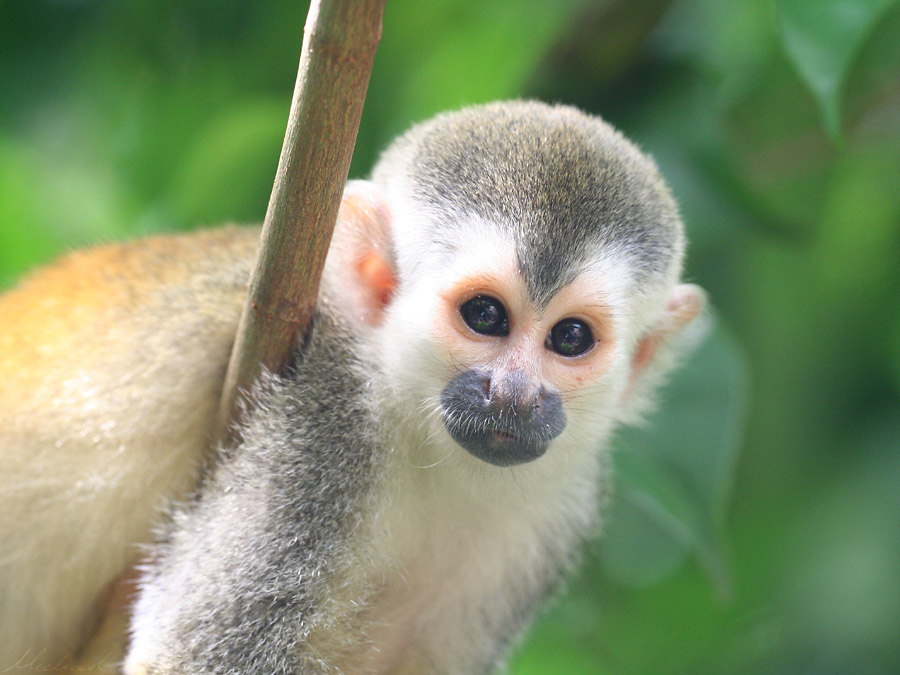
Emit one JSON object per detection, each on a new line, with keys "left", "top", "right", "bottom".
{"left": 372, "top": 100, "right": 685, "bottom": 307}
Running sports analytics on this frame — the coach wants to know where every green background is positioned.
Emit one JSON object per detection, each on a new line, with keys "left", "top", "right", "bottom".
{"left": 2, "top": 0, "right": 899, "bottom": 672}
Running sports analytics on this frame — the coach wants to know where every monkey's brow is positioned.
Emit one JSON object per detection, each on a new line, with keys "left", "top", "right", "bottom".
{"left": 515, "top": 247, "right": 583, "bottom": 310}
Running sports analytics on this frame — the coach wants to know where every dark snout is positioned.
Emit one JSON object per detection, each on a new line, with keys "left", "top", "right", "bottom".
{"left": 440, "top": 369, "right": 566, "bottom": 467}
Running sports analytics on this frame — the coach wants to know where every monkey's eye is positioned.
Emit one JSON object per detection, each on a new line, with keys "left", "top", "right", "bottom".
{"left": 460, "top": 296, "right": 509, "bottom": 337}
{"left": 547, "top": 319, "right": 594, "bottom": 357}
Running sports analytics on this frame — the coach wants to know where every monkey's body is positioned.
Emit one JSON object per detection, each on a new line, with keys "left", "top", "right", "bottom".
{"left": 127, "top": 301, "right": 599, "bottom": 673}
{"left": 0, "top": 102, "right": 704, "bottom": 672}
{"left": 0, "top": 229, "right": 258, "bottom": 667}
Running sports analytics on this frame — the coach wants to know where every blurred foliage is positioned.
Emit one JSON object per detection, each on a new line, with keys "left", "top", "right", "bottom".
{"left": 776, "top": 0, "right": 897, "bottom": 140}
{"left": 1, "top": 0, "right": 899, "bottom": 673}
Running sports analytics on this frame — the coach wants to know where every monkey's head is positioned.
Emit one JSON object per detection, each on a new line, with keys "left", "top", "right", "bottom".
{"left": 325, "top": 101, "right": 704, "bottom": 468}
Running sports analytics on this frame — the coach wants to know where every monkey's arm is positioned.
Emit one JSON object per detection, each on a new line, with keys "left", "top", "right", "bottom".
{"left": 126, "top": 310, "right": 382, "bottom": 674}
{"left": 0, "top": 227, "right": 258, "bottom": 668}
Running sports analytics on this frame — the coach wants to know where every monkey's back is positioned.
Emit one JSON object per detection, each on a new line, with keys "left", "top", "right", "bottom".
{"left": 0, "top": 226, "right": 258, "bottom": 667}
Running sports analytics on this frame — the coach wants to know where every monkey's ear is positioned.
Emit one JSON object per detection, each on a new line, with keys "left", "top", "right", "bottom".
{"left": 623, "top": 283, "right": 706, "bottom": 419}
{"left": 631, "top": 284, "right": 706, "bottom": 377}
{"left": 329, "top": 181, "right": 397, "bottom": 326}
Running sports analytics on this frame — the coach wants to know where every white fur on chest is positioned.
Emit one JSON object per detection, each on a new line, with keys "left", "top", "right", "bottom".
{"left": 357, "top": 425, "right": 604, "bottom": 673}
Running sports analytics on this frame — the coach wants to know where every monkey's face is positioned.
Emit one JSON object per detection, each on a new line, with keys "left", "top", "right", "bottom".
{"left": 376, "top": 221, "right": 630, "bottom": 469}
{"left": 333, "top": 97, "right": 705, "bottom": 469}
{"left": 434, "top": 269, "right": 623, "bottom": 467}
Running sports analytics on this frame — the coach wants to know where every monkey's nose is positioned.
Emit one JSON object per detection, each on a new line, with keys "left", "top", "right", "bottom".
{"left": 441, "top": 369, "right": 566, "bottom": 467}
{"left": 487, "top": 371, "right": 544, "bottom": 418}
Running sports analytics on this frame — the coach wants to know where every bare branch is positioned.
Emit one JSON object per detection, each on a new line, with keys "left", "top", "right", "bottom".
{"left": 216, "top": 0, "right": 386, "bottom": 443}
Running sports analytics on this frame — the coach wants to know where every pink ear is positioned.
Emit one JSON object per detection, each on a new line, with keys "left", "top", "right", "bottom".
{"left": 333, "top": 183, "right": 396, "bottom": 327}
{"left": 356, "top": 250, "right": 396, "bottom": 320}
{"left": 631, "top": 284, "right": 705, "bottom": 380}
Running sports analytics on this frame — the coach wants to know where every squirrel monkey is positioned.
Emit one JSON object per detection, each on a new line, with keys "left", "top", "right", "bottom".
{"left": 0, "top": 101, "right": 704, "bottom": 673}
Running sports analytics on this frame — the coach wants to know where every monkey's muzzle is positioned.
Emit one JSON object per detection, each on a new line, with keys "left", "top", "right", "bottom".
{"left": 440, "top": 369, "right": 566, "bottom": 467}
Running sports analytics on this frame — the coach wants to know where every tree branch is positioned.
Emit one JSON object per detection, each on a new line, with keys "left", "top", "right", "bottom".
{"left": 216, "top": 0, "right": 386, "bottom": 443}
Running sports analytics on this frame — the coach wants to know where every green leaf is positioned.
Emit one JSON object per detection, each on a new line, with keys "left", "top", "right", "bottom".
{"left": 598, "top": 318, "right": 749, "bottom": 593}
{"left": 776, "top": 0, "right": 898, "bottom": 141}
